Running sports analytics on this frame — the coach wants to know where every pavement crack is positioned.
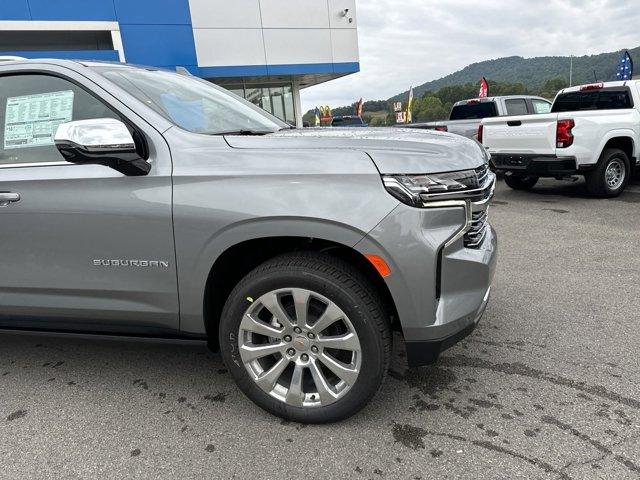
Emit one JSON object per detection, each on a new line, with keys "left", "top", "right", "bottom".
{"left": 440, "top": 355, "right": 640, "bottom": 410}
{"left": 391, "top": 423, "right": 571, "bottom": 479}
{"left": 471, "top": 440, "right": 571, "bottom": 479}
{"left": 541, "top": 415, "right": 640, "bottom": 475}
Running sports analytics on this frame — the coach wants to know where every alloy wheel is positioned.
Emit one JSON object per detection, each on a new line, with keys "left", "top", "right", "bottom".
{"left": 238, "top": 288, "right": 362, "bottom": 408}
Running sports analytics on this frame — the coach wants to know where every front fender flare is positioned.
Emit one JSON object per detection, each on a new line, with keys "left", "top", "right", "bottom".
{"left": 178, "top": 217, "right": 374, "bottom": 334}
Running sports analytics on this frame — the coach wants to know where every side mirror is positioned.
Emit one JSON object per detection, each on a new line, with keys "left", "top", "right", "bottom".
{"left": 54, "top": 118, "right": 150, "bottom": 176}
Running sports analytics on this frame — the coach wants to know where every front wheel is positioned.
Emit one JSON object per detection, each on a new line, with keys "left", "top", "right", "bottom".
{"left": 504, "top": 175, "right": 539, "bottom": 190}
{"left": 585, "top": 148, "right": 630, "bottom": 198}
{"left": 219, "top": 252, "right": 391, "bottom": 423}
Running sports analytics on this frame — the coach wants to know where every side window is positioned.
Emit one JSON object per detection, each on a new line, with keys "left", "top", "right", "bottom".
{"left": 504, "top": 98, "right": 528, "bottom": 116}
{"left": 0, "top": 74, "right": 120, "bottom": 166}
{"left": 532, "top": 99, "right": 552, "bottom": 114}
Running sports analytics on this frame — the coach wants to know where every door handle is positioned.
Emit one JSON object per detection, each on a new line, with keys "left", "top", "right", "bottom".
{"left": 0, "top": 192, "right": 20, "bottom": 207}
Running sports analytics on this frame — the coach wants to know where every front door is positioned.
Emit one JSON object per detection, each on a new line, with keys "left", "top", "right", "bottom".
{"left": 0, "top": 72, "right": 178, "bottom": 334}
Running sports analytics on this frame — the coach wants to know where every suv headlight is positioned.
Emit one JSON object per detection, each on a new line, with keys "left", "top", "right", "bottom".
{"left": 383, "top": 169, "right": 483, "bottom": 207}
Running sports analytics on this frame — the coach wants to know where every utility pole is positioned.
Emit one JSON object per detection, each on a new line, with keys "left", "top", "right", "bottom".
{"left": 569, "top": 55, "right": 573, "bottom": 86}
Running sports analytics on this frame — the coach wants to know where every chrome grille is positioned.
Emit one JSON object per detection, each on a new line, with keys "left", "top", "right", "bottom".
{"left": 464, "top": 209, "right": 489, "bottom": 248}
{"left": 416, "top": 164, "right": 495, "bottom": 250}
{"left": 475, "top": 164, "right": 489, "bottom": 187}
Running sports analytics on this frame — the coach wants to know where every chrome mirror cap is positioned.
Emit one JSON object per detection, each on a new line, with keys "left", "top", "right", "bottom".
{"left": 55, "top": 118, "right": 135, "bottom": 152}
{"left": 53, "top": 118, "right": 149, "bottom": 176}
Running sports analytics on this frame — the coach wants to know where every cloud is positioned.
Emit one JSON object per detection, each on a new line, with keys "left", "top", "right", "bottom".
{"left": 301, "top": 0, "right": 640, "bottom": 112}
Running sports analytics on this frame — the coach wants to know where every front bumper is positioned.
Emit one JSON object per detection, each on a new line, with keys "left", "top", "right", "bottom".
{"left": 490, "top": 153, "right": 586, "bottom": 176}
{"left": 405, "top": 286, "right": 490, "bottom": 367}
{"left": 402, "top": 225, "right": 497, "bottom": 366}
{"left": 356, "top": 180, "right": 498, "bottom": 368}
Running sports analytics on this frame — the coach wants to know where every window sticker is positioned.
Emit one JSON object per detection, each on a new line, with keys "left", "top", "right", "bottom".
{"left": 4, "top": 90, "right": 74, "bottom": 149}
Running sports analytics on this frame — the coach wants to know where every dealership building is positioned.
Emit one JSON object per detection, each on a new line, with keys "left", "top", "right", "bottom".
{"left": 0, "top": 0, "right": 360, "bottom": 126}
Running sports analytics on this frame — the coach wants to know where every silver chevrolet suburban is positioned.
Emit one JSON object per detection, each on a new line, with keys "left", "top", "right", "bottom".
{"left": 0, "top": 59, "right": 497, "bottom": 423}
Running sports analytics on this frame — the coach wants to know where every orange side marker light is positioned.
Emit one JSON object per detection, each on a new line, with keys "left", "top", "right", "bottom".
{"left": 365, "top": 254, "right": 391, "bottom": 278}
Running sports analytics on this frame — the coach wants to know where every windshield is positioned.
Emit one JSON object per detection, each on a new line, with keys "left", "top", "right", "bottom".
{"left": 94, "top": 66, "right": 289, "bottom": 135}
{"left": 450, "top": 102, "right": 497, "bottom": 120}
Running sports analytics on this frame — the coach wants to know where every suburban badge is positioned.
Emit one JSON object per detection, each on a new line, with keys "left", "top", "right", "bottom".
{"left": 93, "top": 259, "right": 170, "bottom": 268}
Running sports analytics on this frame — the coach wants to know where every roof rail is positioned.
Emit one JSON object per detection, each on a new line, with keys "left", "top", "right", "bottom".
{"left": 175, "top": 66, "right": 193, "bottom": 76}
{"left": 0, "top": 56, "right": 27, "bottom": 62}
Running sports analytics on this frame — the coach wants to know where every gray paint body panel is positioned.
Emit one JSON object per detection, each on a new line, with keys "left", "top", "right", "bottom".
{"left": 0, "top": 61, "right": 178, "bottom": 332}
{"left": 355, "top": 205, "right": 497, "bottom": 342}
{"left": 166, "top": 127, "right": 399, "bottom": 334}
{"left": 226, "top": 127, "right": 486, "bottom": 173}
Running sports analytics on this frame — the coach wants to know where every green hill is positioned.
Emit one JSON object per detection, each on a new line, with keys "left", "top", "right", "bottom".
{"left": 390, "top": 46, "right": 640, "bottom": 101}
{"left": 303, "top": 46, "right": 640, "bottom": 125}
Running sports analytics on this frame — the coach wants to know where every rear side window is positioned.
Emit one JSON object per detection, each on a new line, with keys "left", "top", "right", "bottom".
{"left": 450, "top": 102, "right": 497, "bottom": 120}
{"left": 504, "top": 98, "right": 528, "bottom": 116}
{"left": 0, "top": 74, "right": 120, "bottom": 166}
{"left": 552, "top": 88, "right": 633, "bottom": 113}
{"left": 532, "top": 99, "right": 552, "bottom": 114}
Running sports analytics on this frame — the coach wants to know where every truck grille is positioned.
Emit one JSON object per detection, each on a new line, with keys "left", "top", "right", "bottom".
{"left": 475, "top": 164, "right": 490, "bottom": 187}
{"left": 464, "top": 210, "right": 489, "bottom": 248}
{"left": 416, "top": 162, "right": 494, "bottom": 250}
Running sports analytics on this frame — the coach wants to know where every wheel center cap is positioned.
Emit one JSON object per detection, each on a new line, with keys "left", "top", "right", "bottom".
{"left": 293, "top": 336, "right": 310, "bottom": 351}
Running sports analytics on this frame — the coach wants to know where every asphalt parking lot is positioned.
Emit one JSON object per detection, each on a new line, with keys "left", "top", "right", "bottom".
{"left": 1, "top": 177, "right": 639, "bottom": 480}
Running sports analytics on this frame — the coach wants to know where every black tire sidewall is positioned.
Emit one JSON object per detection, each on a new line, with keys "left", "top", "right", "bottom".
{"left": 219, "top": 263, "right": 387, "bottom": 423}
{"left": 504, "top": 175, "right": 538, "bottom": 190}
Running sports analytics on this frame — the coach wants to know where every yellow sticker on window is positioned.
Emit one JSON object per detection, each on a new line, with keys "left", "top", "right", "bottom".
{"left": 4, "top": 90, "right": 74, "bottom": 149}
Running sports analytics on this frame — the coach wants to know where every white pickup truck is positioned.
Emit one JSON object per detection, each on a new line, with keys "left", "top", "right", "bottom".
{"left": 404, "top": 95, "right": 551, "bottom": 139}
{"left": 481, "top": 81, "right": 640, "bottom": 197}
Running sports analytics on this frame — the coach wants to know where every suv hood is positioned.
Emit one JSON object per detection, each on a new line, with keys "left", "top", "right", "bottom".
{"left": 225, "top": 127, "right": 487, "bottom": 173}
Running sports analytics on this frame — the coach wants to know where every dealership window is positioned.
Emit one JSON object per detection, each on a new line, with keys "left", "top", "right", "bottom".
{"left": 223, "top": 84, "right": 245, "bottom": 99}
{"left": 0, "top": 74, "right": 120, "bottom": 166}
{"left": 245, "top": 87, "right": 272, "bottom": 113}
{"left": 0, "top": 30, "right": 114, "bottom": 51}
{"left": 270, "top": 87, "right": 285, "bottom": 120}
{"left": 215, "top": 80, "right": 296, "bottom": 125}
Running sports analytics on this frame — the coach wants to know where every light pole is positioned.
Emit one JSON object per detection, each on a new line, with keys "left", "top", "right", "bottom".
{"left": 569, "top": 55, "right": 573, "bottom": 87}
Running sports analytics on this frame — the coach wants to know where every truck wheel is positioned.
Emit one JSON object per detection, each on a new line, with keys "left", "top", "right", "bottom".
{"left": 504, "top": 175, "right": 539, "bottom": 190}
{"left": 219, "top": 252, "right": 391, "bottom": 423}
{"left": 585, "top": 148, "right": 630, "bottom": 198}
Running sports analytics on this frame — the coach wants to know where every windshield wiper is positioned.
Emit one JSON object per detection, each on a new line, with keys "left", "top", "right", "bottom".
{"left": 214, "top": 130, "right": 273, "bottom": 136}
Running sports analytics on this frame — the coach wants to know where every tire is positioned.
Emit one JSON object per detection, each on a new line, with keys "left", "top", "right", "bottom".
{"left": 585, "top": 148, "right": 630, "bottom": 198}
{"left": 219, "top": 252, "right": 391, "bottom": 423}
{"left": 504, "top": 175, "right": 539, "bottom": 190}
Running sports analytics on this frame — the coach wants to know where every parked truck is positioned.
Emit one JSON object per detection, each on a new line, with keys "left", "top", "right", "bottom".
{"left": 481, "top": 81, "right": 640, "bottom": 197}
{"left": 403, "top": 95, "right": 551, "bottom": 139}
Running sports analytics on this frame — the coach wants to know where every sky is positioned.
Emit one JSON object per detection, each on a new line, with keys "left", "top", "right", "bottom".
{"left": 300, "top": 0, "right": 640, "bottom": 113}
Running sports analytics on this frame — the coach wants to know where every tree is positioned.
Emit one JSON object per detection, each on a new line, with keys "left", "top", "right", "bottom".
{"left": 539, "top": 77, "right": 568, "bottom": 100}
{"left": 369, "top": 116, "right": 386, "bottom": 127}
{"left": 413, "top": 96, "right": 448, "bottom": 122}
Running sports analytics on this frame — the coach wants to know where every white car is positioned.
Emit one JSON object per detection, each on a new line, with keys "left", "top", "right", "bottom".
{"left": 480, "top": 81, "right": 640, "bottom": 197}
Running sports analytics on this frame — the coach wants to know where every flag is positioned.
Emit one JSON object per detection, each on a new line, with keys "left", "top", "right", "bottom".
{"left": 478, "top": 77, "right": 489, "bottom": 98}
{"left": 355, "top": 98, "right": 363, "bottom": 117}
{"left": 405, "top": 87, "right": 414, "bottom": 124}
{"left": 615, "top": 50, "right": 633, "bottom": 81}
{"left": 314, "top": 107, "right": 320, "bottom": 126}
{"left": 320, "top": 105, "right": 332, "bottom": 125}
